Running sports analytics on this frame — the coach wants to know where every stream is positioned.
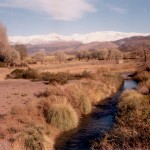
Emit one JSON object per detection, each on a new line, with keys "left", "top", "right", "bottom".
{"left": 55, "top": 76, "right": 137, "bottom": 150}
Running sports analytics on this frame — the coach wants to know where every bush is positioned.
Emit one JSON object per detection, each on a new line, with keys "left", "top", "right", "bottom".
{"left": 92, "top": 89, "right": 150, "bottom": 149}
{"left": 8, "top": 69, "right": 92, "bottom": 84}
{"left": 41, "top": 71, "right": 92, "bottom": 85}
{"left": 7, "top": 69, "right": 25, "bottom": 79}
{"left": 134, "top": 71, "right": 150, "bottom": 82}
{"left": 0, "top": 62, "right": 6, "bottom": 67}
{"left": 44, "top": 104, "right": 78, "bottom": 131}
{"left": 118, "top": 90, "right": 143, "bottom": 113}
{"left": 7, "top": 68, "right": 40, "bottom": 80}
{"left": 22, "top": 68, "right": 39, "bottom": 80}
{"left": 22, "top": 127, "right": 44, "bottom": 150}
{"left": 78, "top": 95, "right": 92, "bottom": 115}
{"left": 32, "top": 52, "right": 45, "bottom": 63}
{"left": 41, "top": 72, "right": 73, "bottom": 84}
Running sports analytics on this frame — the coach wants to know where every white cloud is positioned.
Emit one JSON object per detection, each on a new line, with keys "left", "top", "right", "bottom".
{"left": 0, "top": 0, "right": 96, "bottom": 21}
{"left": 111, "top": 7, "right": 127, "bottom": 14}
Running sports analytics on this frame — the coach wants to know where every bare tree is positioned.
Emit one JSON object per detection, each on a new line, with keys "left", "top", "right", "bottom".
{"left": 33, "top": 51, "right": 45, "bottom": 63}
{"left": 0, "top": 23, "right": 21, "bottom": 64}
{"left": 107, "top": 49, "right": 123, "bottom": 60}
{"left": 140, "top": 43, "right": 149, "bottom": 63}
{"left": 14, "top": 44, "right": 28, "bottom": 60}
{"left": 0, "top": 23, "right": 9, "bottom": 50}
{"left": 94, "top": 49, "right": 109, "bottom": 60}
{"left": 54, "top": 51, "right": 66, "bottom": 63}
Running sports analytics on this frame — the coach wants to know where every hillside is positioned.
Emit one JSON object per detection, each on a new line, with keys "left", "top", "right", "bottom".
{"left": 115, "top": 36, "right": 150, "bottom": 52}
{"left": 26, "top": 41, "right": 82, "bottom": 54}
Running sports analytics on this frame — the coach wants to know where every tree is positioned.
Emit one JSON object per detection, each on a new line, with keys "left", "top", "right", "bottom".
{"left": 76, "top": 50, "right": 84, "bottom": 60}
{"left": 107, "top": 49, "right": 123, "bottom": 60}
{"left": 76, "top": 50, "right": 91, "bottom": 60}
{"left": 14, "top": 44, "right": 28, "bottom": 60}
{"left": 54, "top": 51, "right": 66, "bottom": 63}
{"left": 0, "top": 23, "right": 9, "bottom": 62}
{"left": 94, "top": 49, "right": 109, "bottom": 60}
{"left": 33, "top": 51, "right": 45, "bottom": 63}
{"left": 0, "top": 23, "right": 9, "bottom": 50}
{"left": 139, "top": 43, "right": 149, "bottom": 63}
{"left": 0, "top": 23, "right": 20, "bottom": 63}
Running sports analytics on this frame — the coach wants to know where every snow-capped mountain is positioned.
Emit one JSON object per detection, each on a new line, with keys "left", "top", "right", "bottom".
{"left": 9, "top": 31, "right": 150, "bottom": 45}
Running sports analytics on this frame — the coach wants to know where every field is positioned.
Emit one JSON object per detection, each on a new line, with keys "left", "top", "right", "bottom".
{"left": 0, "top": 58, "right": 126, "bottom": 149}
{"left": 0, "top": 54, "right": 149, "bottom": 150}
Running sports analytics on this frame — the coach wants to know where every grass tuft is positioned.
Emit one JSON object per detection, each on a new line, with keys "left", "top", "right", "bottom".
{"left": 44, "top": 104, "right": 78, "bottom": 131}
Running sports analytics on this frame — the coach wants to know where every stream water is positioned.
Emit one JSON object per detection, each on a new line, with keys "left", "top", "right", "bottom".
{"left": 56, "top": 78, "right": 137, "bottom": 150}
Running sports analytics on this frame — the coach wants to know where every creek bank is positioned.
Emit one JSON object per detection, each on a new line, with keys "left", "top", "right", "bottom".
{"left": 55, "top": 73, "right": 137, "bottom": 150}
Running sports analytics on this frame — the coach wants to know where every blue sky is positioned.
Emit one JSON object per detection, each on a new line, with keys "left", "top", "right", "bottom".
{"left": 0, "top": 0, "right": 150, "bottom": 36}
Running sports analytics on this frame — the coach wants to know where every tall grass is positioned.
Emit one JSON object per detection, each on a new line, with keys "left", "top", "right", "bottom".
{"left": 43, "top": 104, "right": 78, "bottom": 131}
{"left": 133, "top": 63, "right": 150, "bottom": 94}
{"left": 118, "top": 90, "right": 143, "bottom": 113}
{"left": 5, "top": 69, "right": 123, "bottom": 150}
{"left": 78, "top": 95, "right": 92, "bottom": 115}
{"left": 92, "top": 90, "right": 150, "bottom": 149}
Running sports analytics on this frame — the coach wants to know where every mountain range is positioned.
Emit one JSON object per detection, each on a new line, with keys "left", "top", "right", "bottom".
{"left": 9, "top": 31, "right": 150, "bottom": 45}
{"left": 9, "top": 31, "right": 150, "bottom": 54}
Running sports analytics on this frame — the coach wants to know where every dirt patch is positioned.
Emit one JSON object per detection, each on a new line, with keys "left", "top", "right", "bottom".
{"left": 0, "top": 68, "right": 13, "bottom": 81}
{"left": 0, "top": 79, "right": 48, "bottom": 114}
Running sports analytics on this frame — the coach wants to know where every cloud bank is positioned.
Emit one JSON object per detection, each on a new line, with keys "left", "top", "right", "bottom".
{"left": 0, "top": 0, "right": 96, "bottom": 21}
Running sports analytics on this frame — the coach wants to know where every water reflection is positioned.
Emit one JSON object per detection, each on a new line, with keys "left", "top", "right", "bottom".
{"left": 123, "top": 80, "right": 137, "bottom": 90}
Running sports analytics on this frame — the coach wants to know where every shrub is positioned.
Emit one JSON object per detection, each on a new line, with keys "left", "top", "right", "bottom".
{"left": 22, "top": 68, "right": 39, "bottom": 80}
{"left": 65, "top": 84, "right": 92, "bottom": 115}
{"left": 41, "top": 71, "right": 92, "bottom": 85}
{"left": 7, "top": 69, "right": 25, "bottom": 79}
{"left": 41, "top": 72, "right": 73, "bottom": 84}
{"left": 134, "top": 71, "right": 150, "bottom": 82}
{"left": 92, "top": 89, "right": 150, "bottom": 149}
{"left": 54, "top": 51, "right": 66, "bottom": 63}
{"left": 7, "top": 127, "right": 18, "bottom": 134}
{"left": 23, "top": 127, "right": 44, "bottom": 150}
{"left": 44, "top": 104, "right": 78, "bottom": 131}
{"left": 0, "top": 62, "right": 6, "bottom": 67}
{"left": 118, "top": 90, "right": 143, "bottom": 113}
{"left": 7, "top": 68, "right": 40, "bottom": 80}
{"left": 8, "top": 69, "right": 92, "bottom": 84}
{"left": 78, "top": 95, "right": 92, "bottom": 115}
{"left": 0, "top": 133, "right": 5, "bottom": 139}
{"left": 14, "top": 44, "right": 28, "bottom": 60}
{"left": 32, "top": 52, "right": 45, "bottom": 63}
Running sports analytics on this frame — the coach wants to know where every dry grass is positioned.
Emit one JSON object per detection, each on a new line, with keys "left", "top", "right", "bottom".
{"left": 134, "top": 63, "right": 150, "bottom": 94}
{"left": 43, "top": 104, "right": 78, "bottom": 131}
{"left": 30, "top": 59, "right": 138, "bottom": 74}
{"left": 92, "top": 90, "right": 150, "bottom": 150}
{"left": 118, "top": 90, "right": 143, "bottom": 112}
{"left": 0, "top": 60, "right": 125, "bottom": 150}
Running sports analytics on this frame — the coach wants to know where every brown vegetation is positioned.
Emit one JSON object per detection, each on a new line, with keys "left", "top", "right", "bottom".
{"left": 92, "top": 89, "right": 150, "bottom": 150}
{"left": 0, "top": 23, "right": 21, "bottom": 64}
{"left": 134, "top": 63, "right": 150, "bottom": 94}
{"left": 92, "top": 64, "right": 150, "bottom": 149}
{"left": 0, "top": 68, "right": 123, "bottom": 150}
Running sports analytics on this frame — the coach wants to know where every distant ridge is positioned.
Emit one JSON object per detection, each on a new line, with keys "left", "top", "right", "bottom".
{"left": 9, "top": 31, "right": 150, "bottom": 45}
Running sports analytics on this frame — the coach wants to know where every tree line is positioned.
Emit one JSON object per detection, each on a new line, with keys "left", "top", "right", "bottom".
{"left": 76, "top": 48, "right": 123, "bottom": 61}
